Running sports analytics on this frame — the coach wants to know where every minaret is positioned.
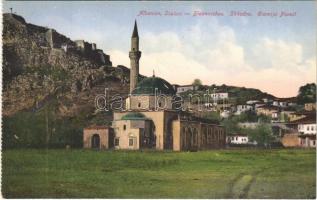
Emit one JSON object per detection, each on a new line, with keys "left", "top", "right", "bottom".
{"left": 129, "top": 20, "right": 142, "bottom": 93}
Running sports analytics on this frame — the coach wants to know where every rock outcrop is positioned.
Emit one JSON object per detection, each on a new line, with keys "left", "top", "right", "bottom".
{"left": 3, "top": 13, "right": 131, "bottom": 117}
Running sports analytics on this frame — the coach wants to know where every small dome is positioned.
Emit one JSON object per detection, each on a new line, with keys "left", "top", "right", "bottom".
{"left": 121, "top": 112, "right": 148, "bottom": 120}
{"left": 132, "top": 76, "right": 175, "bottom": 95}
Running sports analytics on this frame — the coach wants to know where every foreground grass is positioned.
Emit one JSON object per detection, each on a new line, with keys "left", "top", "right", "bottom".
{"left": 2, "top": 149, "right": 316, "bottom": 198}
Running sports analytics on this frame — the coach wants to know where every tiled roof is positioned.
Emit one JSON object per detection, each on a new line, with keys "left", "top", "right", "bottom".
{"left": 291, "top": 114, "right": 316, "bottom": 124}
{"left": 274, "top": 97, "right": 297, "bottom": 102}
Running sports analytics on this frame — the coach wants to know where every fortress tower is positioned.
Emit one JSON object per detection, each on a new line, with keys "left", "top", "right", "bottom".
{"left": 129, "top": 20, "right": 142, "bottom": 93}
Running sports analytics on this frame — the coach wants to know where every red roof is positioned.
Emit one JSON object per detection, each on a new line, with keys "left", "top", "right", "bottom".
{"left": 291, "top": 114, "right": 316, "bottom": 124}
{"left": 274, "top": 97, "right": 297, "bottom": 102}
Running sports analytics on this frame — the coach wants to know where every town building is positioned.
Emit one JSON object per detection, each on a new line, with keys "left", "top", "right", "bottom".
{"left": 83, "top": 126, "right": 114, "bottom": 149}
{"left": 174, "top": 85, "right": 199, "bottom": 94}
{"left": 83, "top": 21, "right": 226, "bottom": 151}
{"left": 262, "top": 98, "right": 273, "bottom": 103}
{"left": 273, "top": 97, "right": 297, "bottom": 108}
{"left": 211, "top": 92, "right": 229, "bottom": 101}
{"left": 288, "top": 111, "right": 311, "bottom": 122}
{"left": 304, "top": 103, "right": 316, "bottom": 111}
{"left": 227, "top": 134, "right": 249, "bottom": 144}
{"left": 255, "top": 105, "right": 279, "bottom": 117}
{"left": 235, "top": 104, "right": 253, "bottom": 115}
{"left": 246, "top": 100, "right": 261, "bottom": 105}
{"left": 291, "top": 114, "right": 316, "bottom": 148}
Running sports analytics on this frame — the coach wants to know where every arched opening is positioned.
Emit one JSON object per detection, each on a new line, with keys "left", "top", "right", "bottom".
{"left": 149, "top": 120, "right": 156, "bottom": 148}
{"left": 183, "top": 127, "right": 192, "bottom": 151}
{"left": 140, "top": 120, "right": 156, "bottom": 149}
{"left": 191, "top": 128, "right": 198, "bottom": 151}
{"left": 165, "top": 115, "right": 178, "bottom": 150}
{"left": 182, "top": 127, "right": 187, "bottom": 150}
{"left": 91, "top": 134, "right": 100, "bottom": 149}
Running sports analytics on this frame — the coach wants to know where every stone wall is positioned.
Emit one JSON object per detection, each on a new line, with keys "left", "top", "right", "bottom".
{"left": 176, "top": 120, "right": 226, "bottom": 151}
{"left": 281, "top": 133, "right": 300, "bottom": 147}
{"left": 83, "top": 127, "right": 113, "bottom": 149}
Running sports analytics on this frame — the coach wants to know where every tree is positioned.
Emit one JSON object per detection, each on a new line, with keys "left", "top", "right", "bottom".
{"left": 203, "top": 111, "right": 221, "bottom": 122}
{"left": 247, "top": 123, "right": 274, "bottom": 148}
{"left": 192, "top": 79, "right": 202, "bottom": 86}
{"left": 297, "top": 83, "right": 316, "bottom": 104}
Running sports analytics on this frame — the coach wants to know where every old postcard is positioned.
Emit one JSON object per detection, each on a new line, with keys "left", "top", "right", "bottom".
{"left": 1, "top": 1, "right": 316, "bottom": 199}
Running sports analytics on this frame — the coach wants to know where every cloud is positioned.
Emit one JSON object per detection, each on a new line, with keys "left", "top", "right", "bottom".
{"left": 109, "top": 19, "right": 315, "bottom": 97}
{"left": 251, "top": 38, "right": 303, "bottom": 70}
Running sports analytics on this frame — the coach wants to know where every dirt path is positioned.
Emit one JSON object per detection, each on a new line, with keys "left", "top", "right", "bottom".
{"left": 225, "top": 170, "right": 261, "bottom": 198}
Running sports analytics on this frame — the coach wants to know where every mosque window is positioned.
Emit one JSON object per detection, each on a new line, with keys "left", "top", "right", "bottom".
{"left": 138, "top": 102, "right": 141, "bottom": 108}
{"left": 123, "top": 125, "right": 126, "bottom": 130}
{"left": 115, "top": 138, "right": 119, "bottom": 146}
{"left": 129, "top": 138, "right": 134, "bottom": 146}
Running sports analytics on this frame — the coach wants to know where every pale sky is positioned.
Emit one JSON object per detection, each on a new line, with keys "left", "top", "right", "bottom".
{"left": 3, "top": 1, "right": 316, "bottom": 97}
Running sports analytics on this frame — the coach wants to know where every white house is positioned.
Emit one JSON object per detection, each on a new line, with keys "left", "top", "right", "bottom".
{"left": 279, "top": 101, "right": 288, "bottom": 107}
{"left": 175, "top": 85, "right": 199, "bottom": 93}
{"left": 227, "top": 134, "right": 249, "bottom": 144}
{"left": 235, "top": 104, "right": 253, "bottom": 115}
{"left": 211, "top": 92, "right": 229, "bottom": 101}
{"left": 295, "top": 115, "right": 316, "bottom": 148}
{"left": 273, "top": 101, "right": 279, "bottom": 106}
{"left": 255, "top": 103, "right": 265, "bottom": 108}
{"left": 246, "top": 100, "right": 260, "bottom": 105}
{"left": 298, "top": 123, "right": 316, "bottom": 135}
{"left": 271, "top": 111, "right": 280, "bottom": 122}
{"left": 262, "top": 98, "right": 273, "bottom": 103}
{"left": 220, "top": 110, "right": 231, "bottom": 118}
{"left": 273, "top": 98, "right": 296, "bottom": 108}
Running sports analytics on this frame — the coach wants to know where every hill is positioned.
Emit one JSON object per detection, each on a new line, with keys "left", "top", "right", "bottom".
{"left": 2, "top": 13, "right": 136, "bottom": 148}
{"left": 179, "top": 84, "right": 276, "bottom": 105}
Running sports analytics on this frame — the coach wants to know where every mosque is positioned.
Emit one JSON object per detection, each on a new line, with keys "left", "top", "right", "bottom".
{"left": 83, "top": 21, "right": 226, "bottom": 151}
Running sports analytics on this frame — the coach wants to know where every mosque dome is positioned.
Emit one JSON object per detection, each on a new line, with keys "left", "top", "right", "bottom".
{"left": 131, "top": 76, "right": 176, "bottom": 95}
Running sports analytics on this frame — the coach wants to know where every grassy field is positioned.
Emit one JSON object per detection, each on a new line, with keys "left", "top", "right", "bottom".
{"left": 2, "top": 149, "right": 316, "bottom": 198}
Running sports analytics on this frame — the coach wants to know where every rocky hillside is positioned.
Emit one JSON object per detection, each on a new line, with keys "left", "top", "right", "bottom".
{"left": 3, "top": 13, "right": 131, "bottom": 118}
{"left": 2, "top": 13, "right": 139, "bottom": 148}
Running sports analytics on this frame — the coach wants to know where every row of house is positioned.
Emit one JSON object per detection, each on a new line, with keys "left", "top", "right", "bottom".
{"left": 227, "top": 112, "right": 316, "bottom": 148}
{"left": 225, "top": 96, "right": 315, "bottom": 148}
{"left": 281, "top": 113, "right": 316, "bottom": 148}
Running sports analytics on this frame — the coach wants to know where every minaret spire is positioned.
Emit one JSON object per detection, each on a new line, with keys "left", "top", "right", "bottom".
{"left": 132, "top": 20, "right": 139, "bottom": 38}
{"left": 129, "top": 20, "right": 142, "bottom": 93}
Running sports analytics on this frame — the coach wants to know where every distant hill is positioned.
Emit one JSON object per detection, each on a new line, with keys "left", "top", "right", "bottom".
{"left": 179, "top": 84, "right": 277, "bottom": 105}
{"left": 207, "top": 84, "right": 276, "bottom": 104}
